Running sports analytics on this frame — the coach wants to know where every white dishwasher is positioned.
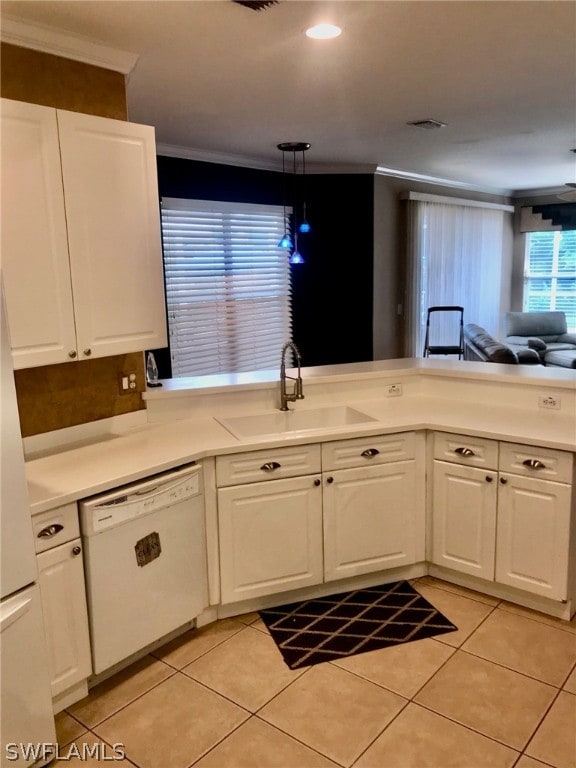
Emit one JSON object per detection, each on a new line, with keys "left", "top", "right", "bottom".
{"left": 79, "top": 462, "right": 208, "bottom": 675}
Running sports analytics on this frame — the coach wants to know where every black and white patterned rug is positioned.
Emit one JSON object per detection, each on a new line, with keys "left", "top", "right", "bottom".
{"left": 259, "top": 581, "right": 457, "bottom": 669}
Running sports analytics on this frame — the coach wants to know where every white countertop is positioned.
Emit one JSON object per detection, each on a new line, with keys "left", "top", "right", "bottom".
{"left": 26, "top": 357, "right": 576, "bottom": 514}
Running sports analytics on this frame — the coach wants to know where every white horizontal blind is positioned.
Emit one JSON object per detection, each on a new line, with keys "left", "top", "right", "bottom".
{"left": 524, "top": 230, "right": 576, "bottom": 331}
{"left": 161, "top": 198, "right": 292, "bottom": 376}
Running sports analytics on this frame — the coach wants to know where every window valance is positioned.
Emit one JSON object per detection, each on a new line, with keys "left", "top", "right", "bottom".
{"left": 520, "top": 203, "right": 576, "bottom": 233}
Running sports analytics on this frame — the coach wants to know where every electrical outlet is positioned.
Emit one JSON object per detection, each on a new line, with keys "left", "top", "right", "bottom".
{"left": 538, "top": 394, "right": 561, "bottom": 410}
{"left": 119, "top": 372, "right": 138, "bottom": 394}
{"left": 386, "top": 383, "right": 402, "bottom": 397}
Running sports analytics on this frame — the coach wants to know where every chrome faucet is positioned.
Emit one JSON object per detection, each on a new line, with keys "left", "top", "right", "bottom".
{"left": 280, "top": 341, "right": 304, "bottom": 411}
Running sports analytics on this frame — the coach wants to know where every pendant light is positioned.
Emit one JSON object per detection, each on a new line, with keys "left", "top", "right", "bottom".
{"left": 277, "top": 142, "right": 311, "bottom": 264}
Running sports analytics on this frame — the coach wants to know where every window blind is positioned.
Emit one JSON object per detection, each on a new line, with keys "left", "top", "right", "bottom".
{"left": 405, "top": 199, "right": 508, "bottom": 356}
{"left": 161, "top": 198, "right": 292, "bottom": 376}
{"left": 524, "top": 230, "right": 576, "bottom": 331}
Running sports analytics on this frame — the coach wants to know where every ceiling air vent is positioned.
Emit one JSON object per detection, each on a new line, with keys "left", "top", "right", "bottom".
{"left": 232, "top": 1, "right": 279, "bottom": 10}
{"left": 407, "top": 119, "right": 447, "bottom": 130}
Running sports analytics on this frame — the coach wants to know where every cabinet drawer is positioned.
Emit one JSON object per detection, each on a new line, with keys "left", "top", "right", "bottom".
{"left": 499, "top": 443, "right": 573, "bottom": 484}
{"left": 32, "top": 503, "right": 79, "bottom": 554}
{"left": 434, "top": 432, "right": 498, "bottom": 470}
{"left": 322, "top": 432, "right": 417, "bottom": 471}
{"left": 216, "top": 444, "right": 321, "bottom": 487}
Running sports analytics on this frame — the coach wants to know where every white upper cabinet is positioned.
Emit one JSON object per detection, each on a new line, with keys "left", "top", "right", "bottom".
{"left": 1, "top": 99, "right": 77, "bottom": 368}
{"left": 1, "top": 98, "right": 167, "bottom": 369}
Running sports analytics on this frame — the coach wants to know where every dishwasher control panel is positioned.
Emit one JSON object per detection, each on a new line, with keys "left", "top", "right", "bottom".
{"left": 79, "top": 465, "right": 201, "bottom": 535}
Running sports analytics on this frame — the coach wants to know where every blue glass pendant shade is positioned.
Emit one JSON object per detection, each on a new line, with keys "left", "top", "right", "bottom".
{"left": 298, "top": 221, "right": 311, "bottom": 234}
{"left": 278, "top": 233, "right": 294, "bottom": 249}
{"left": 289, "top": 249, "right": 305, "bottom": 265}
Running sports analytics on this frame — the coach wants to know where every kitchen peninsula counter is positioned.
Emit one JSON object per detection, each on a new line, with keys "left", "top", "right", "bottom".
{"left": 26, "top": 359, "right": 575, "bottom": 514}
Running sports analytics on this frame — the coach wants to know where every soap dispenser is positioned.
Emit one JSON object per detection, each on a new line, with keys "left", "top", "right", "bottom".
{"left": 146, "top": 352, "right": 162, "bottom": 387}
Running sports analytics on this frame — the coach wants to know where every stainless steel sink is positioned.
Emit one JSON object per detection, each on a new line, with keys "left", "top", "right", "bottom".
{"left": 216, "top": 405, "right": 377, "bottom": 439}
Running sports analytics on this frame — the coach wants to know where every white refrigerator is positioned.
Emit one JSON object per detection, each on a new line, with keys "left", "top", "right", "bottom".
{"left": 1, "top": 279, "right": 56, "bottom": 767}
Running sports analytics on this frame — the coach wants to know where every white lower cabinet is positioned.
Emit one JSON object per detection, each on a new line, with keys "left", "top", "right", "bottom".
{"left": 218, "top": 474, "right": 323, "bottom": 604}
{"left": 432, "top": 462, "right": 497, "bottom": 581}
{"left": 496, "top": 473, "right": 571, "bottom": 600}
{"left": 216, "top": 432, "right": 425, "bottom": 605}
{"left": 432, "top": 433, "right": 573, "bottom": 602}
{"left": 36, "top": 537, "right": 92, "bottom": 704}
{"left": 323, "top": 460, "right": 421, "bottom": 582}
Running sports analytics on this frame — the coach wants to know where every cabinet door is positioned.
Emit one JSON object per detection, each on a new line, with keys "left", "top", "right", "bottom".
{"left": 323, "top": 460, "right": 422, "bottom": 582}
{"left": 218, "top": 475, "right": 323, "bottom": 604}
{"left": 37, "top": 538, "right": 92, "bottom": 698}
{"left": 496, "top": 474, "right": 571, "bottom": 600}
{"left": 432, "top": 461, "right": 497, "bottom": 580}
{"left": 1, "top": 98, "right": 77, "bottom": 368}
{"left": 57, "top": 110, "right": 167, "bottom": 359}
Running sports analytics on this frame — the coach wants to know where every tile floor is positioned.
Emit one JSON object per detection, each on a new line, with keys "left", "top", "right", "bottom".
{"left": 56, "top": 577, "right": 576, "bottom": 768}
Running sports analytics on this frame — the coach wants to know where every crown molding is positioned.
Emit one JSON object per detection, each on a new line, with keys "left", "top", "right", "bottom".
{"left": 512, "top": 186, "right": 566, "bottom": 199}
{"left": 1, "top": 16, "right": 139, "bottom": 74}
{"left": 376, "top": 165, "right": 511, "bottom": 196}
{"left": 157, "top": 143, "right": 376, "bottom": 174}
{"left": 156, "top": 143, "right": 278, "bottom": 171}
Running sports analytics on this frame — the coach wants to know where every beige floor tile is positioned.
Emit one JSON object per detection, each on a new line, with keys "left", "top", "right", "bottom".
{"left": 355, "top": 703, "right": 519, "bottom": 768}
{"left": 151, "top": 617, "right": 245, "bottom": 668}
{"left": 462, "top": 608, "right": 576, "bottom": 686}
{"left": 564, "top": 665, "right": 576, "bottom": 694}
{"left": 259, "top": 662, "right": 406, "bottom": 767}
{"left": 234, "top": 612, "right": 260, "bottom": 625}
{"left": 414, "top": 651, "right": 557, "bottom": 750}
{"left": 68, "top": 655, "right": 174, "bottom": 728}
{"left": 514, "top": 757, "right": 552, "bottom": 768}
{"left": 55, "top": 711, "right": 87, "bottom": 747}
{"left": 526, "top": 691, "right": 576, "bottom": 768}
{"left": 499, "top": 602, "right": 576, "bottom": 635}
{"left": 182, "top": 625, "right": 305, "bottom": 711}
{"left": 332, "top": 637, "right": 454, "bottom": 698}
{"left": 55, "top": 737, "right": 138, "bottom": 767}
{"left": 413, "top": 584, "right": 495, "bottom": 647}
{"left": 250, "top": 617, "right": 270, "bottom": 634}
{"left": 194, "top": 716, "right": 339, "bottom": 767}
{"left": 415, "top": 576, "right": 501, "bottom": 606}
{"left": 94, "top": 673, "right": 248, "bottom": 768}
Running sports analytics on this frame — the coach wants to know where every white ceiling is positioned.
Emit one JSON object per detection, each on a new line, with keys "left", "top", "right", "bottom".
{"left": 2, "top": 0, "right": 575, "bottom": 195}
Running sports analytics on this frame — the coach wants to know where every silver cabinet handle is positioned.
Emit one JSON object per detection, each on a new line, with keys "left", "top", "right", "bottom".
{"left": 523, "top": 458, "right": 546, "bottom": 470}
{"left": 261, "top": 461, "right": 281, "bottom": 472}
{"left": 72, "top": 546, "right": 82, "bottom": 556}
{"left": 361, "top": 448, "right": 380, "bottom": 458}
{"left": 38, "top": 524, "right": 64, "bottom": 539}
{"left": 455, "top": 447, "right": 475, "bottom": 457}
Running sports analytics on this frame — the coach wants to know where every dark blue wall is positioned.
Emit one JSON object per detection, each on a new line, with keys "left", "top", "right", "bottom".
{"left": 155, "top": 155, "right": 374, "bottom": 373}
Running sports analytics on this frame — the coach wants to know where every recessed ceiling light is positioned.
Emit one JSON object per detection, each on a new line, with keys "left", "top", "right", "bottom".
{"left": 306, "top": 23, "right": 342, "bottom": 40}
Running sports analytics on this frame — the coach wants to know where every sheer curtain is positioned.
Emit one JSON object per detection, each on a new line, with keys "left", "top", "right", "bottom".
{"left": 405, "top": 195, "right": 511, "bottom": 357}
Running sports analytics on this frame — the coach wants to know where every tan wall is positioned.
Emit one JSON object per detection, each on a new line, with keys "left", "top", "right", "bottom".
{"left": 1, "top": 43, "right": 146, "bottom": 436}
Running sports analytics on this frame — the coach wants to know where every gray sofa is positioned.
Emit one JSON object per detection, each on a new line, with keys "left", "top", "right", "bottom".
{"left": 505, "top": 311, "right": 576, "bottom": 369}
{"left": 463, "top": 324, "right": 540, "bottom": 365}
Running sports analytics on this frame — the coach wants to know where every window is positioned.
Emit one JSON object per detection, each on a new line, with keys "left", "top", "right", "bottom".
{"left": 523, "top": 230, "right": 576, "bottom": 332}
{"left": 161, "top": 198, "right": 292, "bottom": 376}
{"left": 406, "top": 194, "right": 511, "bottom": 356}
